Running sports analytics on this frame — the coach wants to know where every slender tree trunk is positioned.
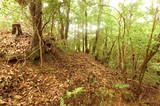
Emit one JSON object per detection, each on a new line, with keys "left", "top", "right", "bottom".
{"left": 139, "top": 9, "right": 158, "bottom": 85}
{"left": 139, "top": 34, "right": 160, "bottom": 84}
{"left": 64, "top": 0, "right": 71, "bottom": 40}
{"left": 51, "top": 17, "right": 54, "bottom": 36}
{"left": 121, "top": 17, "right": 126, "bottom": 73}
{"left": 60, "top": 19, "right": 65, "bottom": 40}
{"left": 102, "top": 28, "right": 108, "bottom": 58}
{"left": 29, "top": 0, "right": 42, "bottom": 61}
{"left": 82, "top": 22, "right": 85, "bottom": 52}
{"left": 93, "top": 0, "right": 103, "bottom": 58}
{"left": 58, "top": 7, "right": 65, "bottom": 40}
{"left": 117, "top": 18, "right": 122, "bottom": 70}
{"left": 84, "top": 0, "right": 88, "bottom": 53}
{"left": 76, "top": 23, "right": 81, "bottom": 52}
{"left": 104, "top": 40, "right": 116, "bottom": 64}
{"left": 130, "top": 38, "right": 137, "bottom": 72}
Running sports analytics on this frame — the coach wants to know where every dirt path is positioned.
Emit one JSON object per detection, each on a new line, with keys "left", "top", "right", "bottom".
{"left": 0, "top": 52, "right": 122, "bottom": 105}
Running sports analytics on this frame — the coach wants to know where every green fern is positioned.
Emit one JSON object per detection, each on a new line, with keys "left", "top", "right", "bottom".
{"left": 66, "top": 87, "right": 85, "bottom": 98}
{"left": 60, "top": 87, "right": 85, "bottom": 106}
{"left": 60, "top": 97, "right": 67, "bottom": 106}
{"left": 113, "top": 83, "right": 130, "bottom": 89}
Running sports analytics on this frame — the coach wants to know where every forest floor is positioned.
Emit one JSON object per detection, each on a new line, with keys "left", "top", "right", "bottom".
{"left": 0, "top": 30, "right": 160, "bottom": 106}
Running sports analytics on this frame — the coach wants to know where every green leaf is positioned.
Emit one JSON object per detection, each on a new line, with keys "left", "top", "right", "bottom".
{"left": 60, "top": 97, "right": 67, "bottom": 106}
{"left": 113, "top": 83, "right": 130, "bottom": 89}
{"left": 66, "top": 87, "right": 85, "bottom": 98}
{"left": 66, "top": 91, "right": 72, "bottom": 98}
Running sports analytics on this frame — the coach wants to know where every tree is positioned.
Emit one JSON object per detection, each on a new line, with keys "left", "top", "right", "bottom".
{"left": 64, "top": 0, "right": 71, "bottom": 40}
{"left": 16, "top": 0, "right": 43, "bottom": 67}
{"left": 139, "top": 7, "right": 159, "bottom": 85}
{"left": 92, "top": 0, "right": 103, "bottom": 59}
{"left": 29, "top": 0, "right": 43, "bottom": 61}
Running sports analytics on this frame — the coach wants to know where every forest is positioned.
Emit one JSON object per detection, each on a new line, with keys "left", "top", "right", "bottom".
{"left": 0, "top": 0, "right": 160, "bottom": 105}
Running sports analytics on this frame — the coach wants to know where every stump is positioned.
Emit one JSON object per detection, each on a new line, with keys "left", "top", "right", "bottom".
{"left": 12, "top": 24, "right": 23, "bottom": 36}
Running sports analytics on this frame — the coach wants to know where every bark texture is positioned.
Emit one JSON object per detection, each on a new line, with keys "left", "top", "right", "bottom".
{"left": 29, "top": 0, "right": 43, "bottom": 60}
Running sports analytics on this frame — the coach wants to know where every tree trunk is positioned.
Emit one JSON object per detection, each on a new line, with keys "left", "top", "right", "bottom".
{"left": 82, "top": 22, "right": 85, "bottom": 52}
{"left": 92, "top": 0, "right": 103, "bottom": 58}
{"left": 84, "top": 0, "right": 88, "bottom": 53}
{"left": 64, "top": 0, "right": 71, "bottom": 40}
{"left": 121, "top": 17, "right": 127, "bottom": 73}
{"left": 29, "top": 0, "right": 42, "bottom": 60}
{"left": 104, "top": 40, "right": 116, "bottom": 64}
{"left": 139, "top": 9, "right": 158, "bottom": 85}
{"left": 60, "top": 17, "right": 65, "bottom": 40}
{"left": 139, "top": 35, "right": 160, "bottom": 84}
{"left": 58, "top": 5, "right": 65, "bottom": 40}
{"left": 76, "top": 23, "right": 81, "bottom": 52}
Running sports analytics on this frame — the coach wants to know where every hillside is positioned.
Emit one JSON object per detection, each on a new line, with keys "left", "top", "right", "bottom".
{"left": 1, "top": 0, "right": 160, "bottom": 105}
{"left": 0, "top": 32, "right": 159, "bottom": 106}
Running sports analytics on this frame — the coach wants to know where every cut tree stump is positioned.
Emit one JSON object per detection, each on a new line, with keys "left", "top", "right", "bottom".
{"left": 12, "top": 24, "right": 23, "bottom": 36}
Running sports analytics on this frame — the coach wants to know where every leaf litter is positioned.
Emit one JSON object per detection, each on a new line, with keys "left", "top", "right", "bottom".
{"left": 0, "top": 31, "right": 159, "bottom": 106}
